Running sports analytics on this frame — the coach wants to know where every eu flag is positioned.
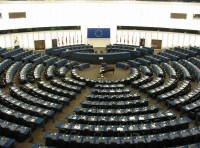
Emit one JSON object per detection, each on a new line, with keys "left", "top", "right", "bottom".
{"left": 87, "top": 28, "right": 110, "bottom": 38}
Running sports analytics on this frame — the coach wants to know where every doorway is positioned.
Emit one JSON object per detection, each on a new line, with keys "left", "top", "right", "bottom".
{"left": 151, "top": 39, "right": 162, "bottom": 49}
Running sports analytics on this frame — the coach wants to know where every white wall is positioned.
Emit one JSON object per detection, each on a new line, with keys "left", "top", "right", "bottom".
{"left": 0, "top": 30, "right": 82, "bottom": 49}
{"left": 116, "top": 30, "right": 200, "bottom": 48}
{"left": 0, "top": 1, "right": 199, "bottom": 48}
{"left": 0, "top": 29, "right": 199, "bottom": 49}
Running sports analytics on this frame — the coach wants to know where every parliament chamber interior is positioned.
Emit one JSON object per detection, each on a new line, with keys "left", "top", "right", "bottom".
{"left": 0, "top": 0, "right": 200, "bottom": 148}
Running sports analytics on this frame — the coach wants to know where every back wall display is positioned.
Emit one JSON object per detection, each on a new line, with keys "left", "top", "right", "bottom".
{"left": 87, "top": 28, "right": 110, "bottom": 38}
{"left": 34, "top": 40, "right": 45, "bottom": 50}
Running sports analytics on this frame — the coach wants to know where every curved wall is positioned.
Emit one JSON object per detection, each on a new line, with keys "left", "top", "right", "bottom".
{"left": 0, "top": 1, "right": 199, "bottom": 49}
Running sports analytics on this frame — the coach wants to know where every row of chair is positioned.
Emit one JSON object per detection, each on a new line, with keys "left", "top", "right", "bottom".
{"left": 44, "top": 65, "right": 55, "bottom": 80}
{"left": 151, "top": 64, "right": 165, "bottom": 77}
{"left": 141, "top": 66, "right": 152, "bottom": 76}
{"left": 6, "top": 61, "right": 22, "bottom": 85}
{"left": 171, "top": 61, "right": 191, "bottom": 80}
{"left": 32, "top": 55, "right": 49, "bottom": 65}
{"left": 145, "top": 55, "right": 161, "bottom": 65}
{"left": 66, "top": 110, "right": 175, "bottom": 125}
{"left": 22, "top": 52, "right": 41, "bottom": 64}
{"left": 86, "top": 93, "right": 140, "bottom": 101}
{"left": 50, "top": 79, "right": 82, "bottom": 93}
{"left": 37, "top": 81, "right": 76, "bottom": 100}
{"left": 161, "top": 63, "right": 177, "bottom": 79}
{"left": 80, "top": 99, "right": 149, "bottom": 109}
{"left": 33, "top": 64, "right": 44, "bottom": 81}
{"left": 139, "top": 77, "right": 164, "bottom": 93}
{"left": 153, "top": 54, "right": 170, "bottom": 63}
{"left": 147, "top": 78, "right": 177, "bottom": 99}
{"left": 0, "top": 48, "right": 24, "bottom": 59}
{"left": 71, "top": 67, "right": 140, "bottom": 87}
{"left": 158, "top": 52, "right": 179, "bottom": 61}
{"left": 174, "top": 47, "right": 197, "bottom": 57}
{"left": 19, "top": 63, "right": 33, "bottom": 84}
{"left": 0, "top": 104, "right": 44, "bottom": 131}
{"left": 135, "top": 58, "right": 150, "bottom": 66}
{"left": 20, "top": 83, "right": 70, "bottom": 105}
{"left": 56, "top": 117, "right": 190, "bottom": 137}
{"left": 73, "top": 105, "right": 161, "bottom": 116}
{"left": 0, "top": 59, "right": 12, "bottom": 74}
{"left": 166, "top": 49, "right": 188, "bottom": 59}
{"left": 131, "top": 75, "right": 153, "bottom": 89}
{"left": 11, "top": 50, "right": 33, "bottom": 62}
{"left": 0, "top": 119, "right": 32, "bottom": 142}
{"left": 0, "top": 135, "right": 15, "bottom": 148}
{"left": 62, "top": 76, "right": 86, "bottom": 88}
{"left": 0, "top": 89, "right": 54, "bottom": 123}
{"left": 157, "top": 80, "right": 191, "bottom": 103}
{"left": 43, "top": 57, "right": 58, "bottom": 67}
{"left": 44, "top": 126, "right": 200, "bottom": 148}
{"left": 54, "top": 58, "right": 67, "bottom": 68}
{"left": 94, "top": 83, "right": 125, "bottom": 89}
{"left": 9, "top": 85, "right": 63, "bottom": 112}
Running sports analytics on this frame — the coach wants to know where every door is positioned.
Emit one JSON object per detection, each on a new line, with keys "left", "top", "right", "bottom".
{"left": 151, "top": 39, "right": 162, "bottom": 49}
